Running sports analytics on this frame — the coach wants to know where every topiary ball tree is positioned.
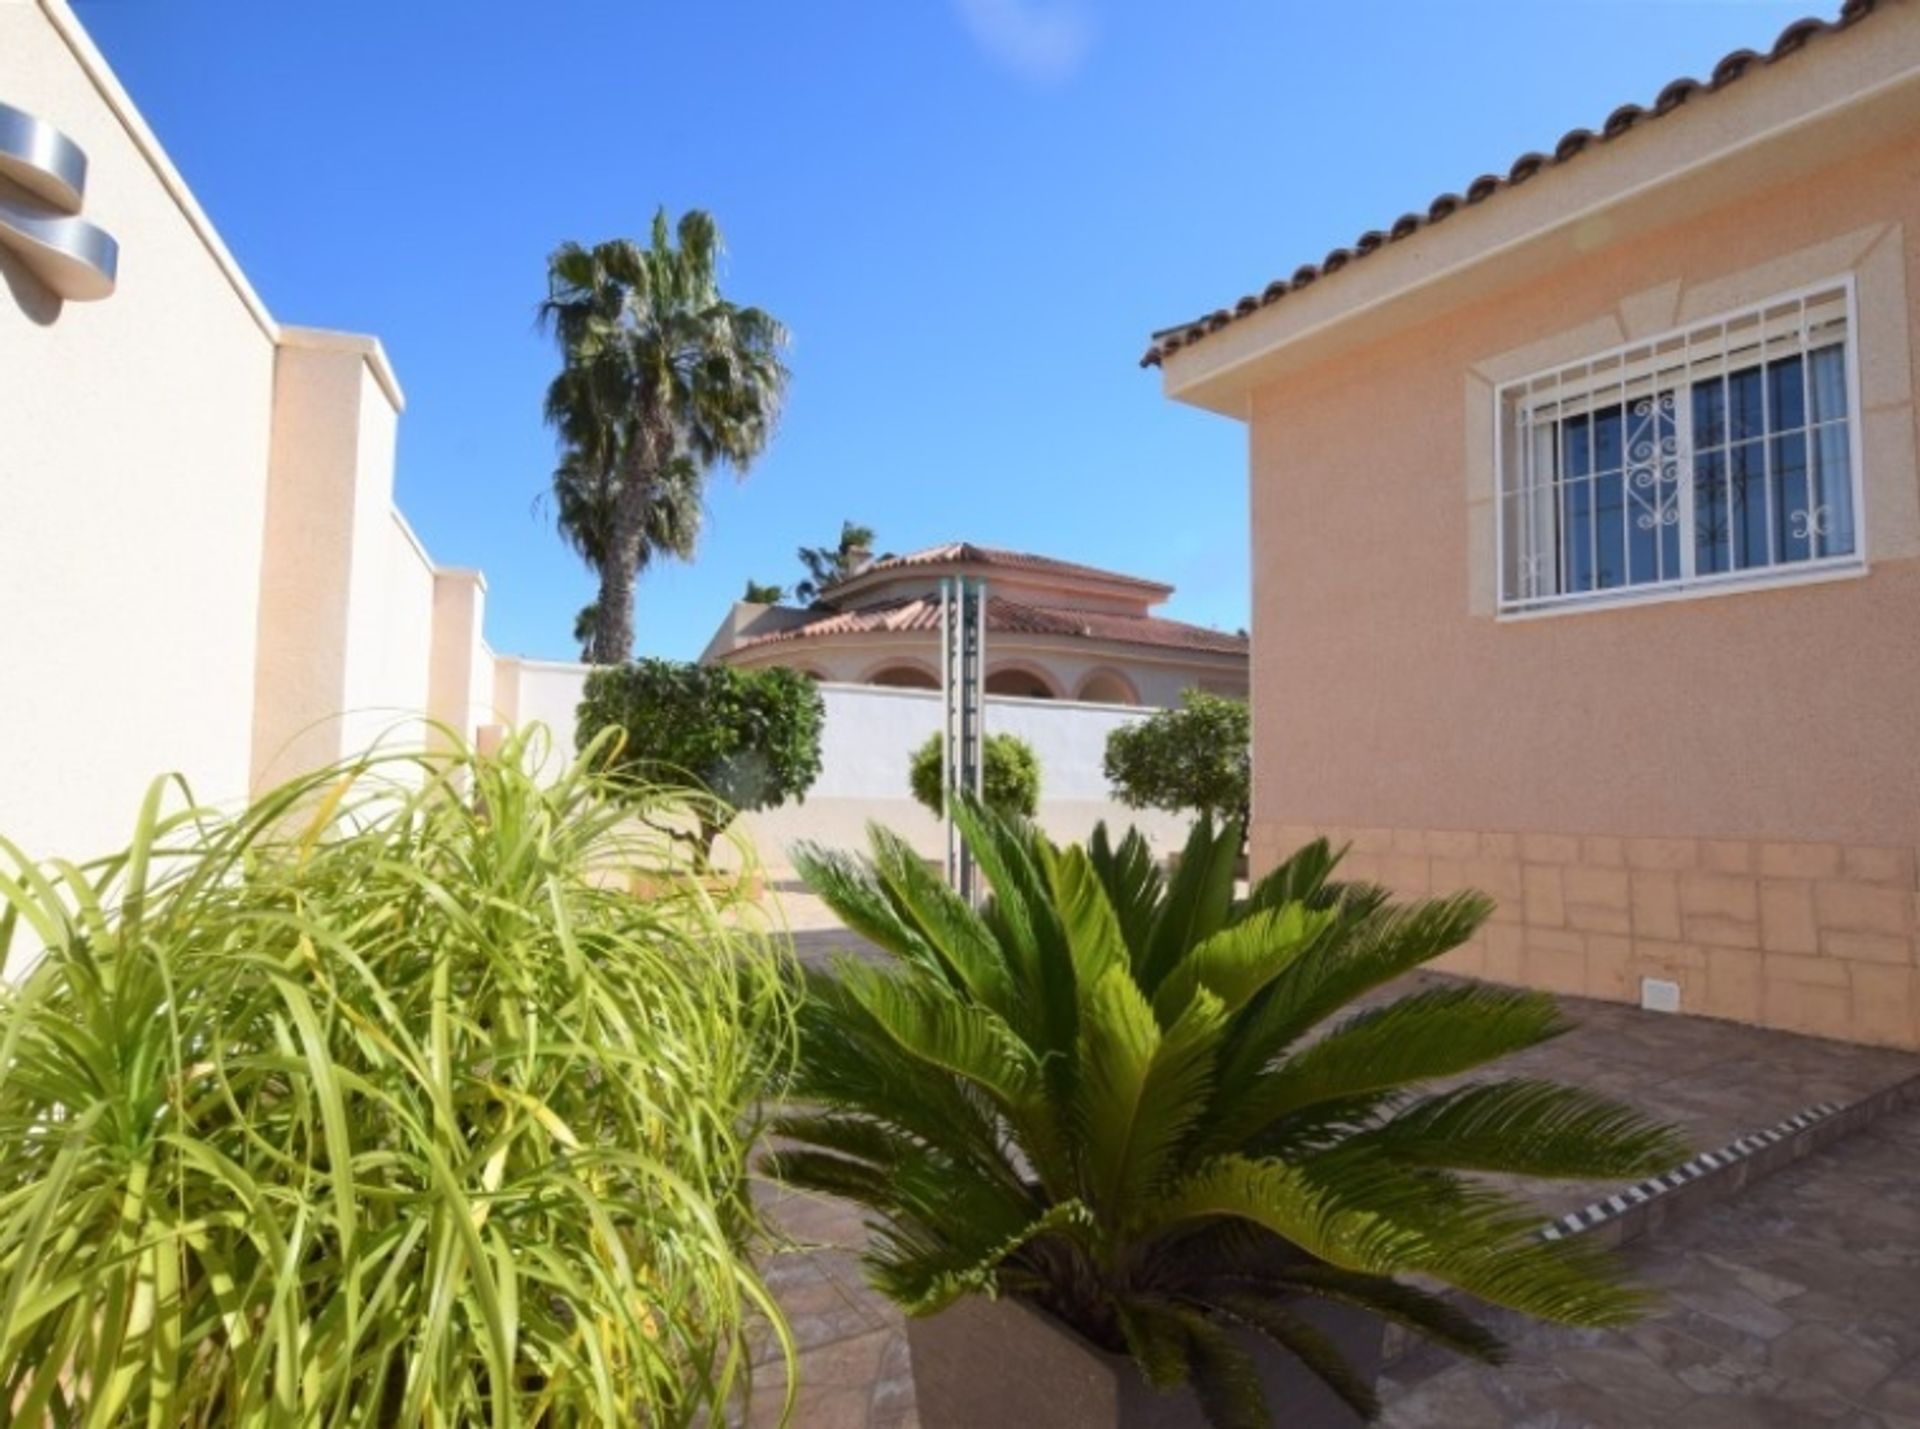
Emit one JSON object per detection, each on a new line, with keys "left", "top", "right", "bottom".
{"left": 1103, "top": 689, "right": 1251, "bottom": 825}
{"left": 578, "top": 658, "right": 825, "bottom": 864}
{"left": 909, "top": 731, "right": 1040, "bottom": 822}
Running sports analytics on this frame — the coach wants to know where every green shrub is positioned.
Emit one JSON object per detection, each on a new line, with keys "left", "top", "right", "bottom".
{"left": 1104, "top": 689, "right": 1251, "bottom": 824}
{"left": 0, "top": 730, "right": 796, "bottom": 1425}
{"left": 908, "top": 731, "right": 1040, "bottom": 821}
{"left": 577, "top": 658, "right": 825, "bottom": 863}
{"left": 770, "top": 806, "right": 1684, "bottom": 1427}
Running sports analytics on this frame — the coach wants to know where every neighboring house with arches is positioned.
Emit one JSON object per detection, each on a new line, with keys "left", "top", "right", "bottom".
{"left": 699, "top": 543, "right": 1247, "bottom": 707}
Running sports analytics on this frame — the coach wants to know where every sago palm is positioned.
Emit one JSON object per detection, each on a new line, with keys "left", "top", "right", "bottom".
{"left": 541, "top": 209, "right": 789, "bottom": 663}
{"left": 766, "top": 804, "right": 1685, "bottom": 1427}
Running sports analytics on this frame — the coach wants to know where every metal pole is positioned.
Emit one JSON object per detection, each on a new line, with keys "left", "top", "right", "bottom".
{"left": 956, "top": 575, "right": 972, "bottom": 903}
{"left": 972, "top": 579, "right": 987, "bottom": 806}
{"left": 939, "top": 577, "right": 955, "bottom": 889}
{"left": 937, "top": 576, "right": 989, "bottom": 902}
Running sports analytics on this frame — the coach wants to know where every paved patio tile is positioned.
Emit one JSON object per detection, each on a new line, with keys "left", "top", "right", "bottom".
{"left": 1380, "top": 1107, "right": 1920, "bottom": 1427}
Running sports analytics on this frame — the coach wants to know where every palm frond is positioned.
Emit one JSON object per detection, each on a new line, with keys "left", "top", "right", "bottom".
{"left": 830, "top": 960, "right": 1073, "bottom": 1189}
{"left": 787, "top": 974, "right": 1007, "bottom": 1165}
{"left": 1266, "top": 1265, "right": 1507, "bottom": 1364}
{"left": 1087, "top": 822, "right": 1164, "bottom": 963}
{"left": 951, "top": 799, "right": 1079, "bottom": 1065}
{"left": 1165, "top": 1302, "right": 1271, "bottom": 1429}
{"left": 1213, "top": 892, "right": 1494, "bottom": 1102}
{"left": 865, "top": 826, "right": 1019, "bottom": 1014}
{"left": 1213, "top": 1291, "right": 1380, "bottom": 1420}
{"left": 758, "top": 1148, "right": 896, "bottom": 1212}
{"left": 1235, "top": 984, "right": 1570, "bottom": 1132}
{"left": 1145, "top": 1154, "right": 1449, "bottom": 1276}
{"left": 1239, "top": 836, "right": 1345, "bottom": 914}
{"left": 1138, "top": 817, "right": 1240, "bottom": 995}
{"left": 834, "top": 961, "right": 1038, "bottom": 1110}
{"left": 1046, "top": 844, "right": 1130, "bottom": 995}
{"left": 869, "top": 1200, "right": 1094, "bottom": 1317}
{"left": 1154, "top": 904, "right": 1334, "bottom": 1025}
{"left": 763, "top": 1111, "right": 922, "bottom": 1171}
{"left": 1076, "top": 974, "right": 1223, "bottom": 1220}
{"left": 1356, "top": 1079, "right": 1687, "bottom": 1180}
{"left": 789, "top": 842, "right": 943, "bottom": 974}
{"left": 1115, "top": 1298, "right": 1196, "bottom": 1391}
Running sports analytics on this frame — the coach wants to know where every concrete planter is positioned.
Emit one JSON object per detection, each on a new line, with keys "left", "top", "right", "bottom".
{"left": 908, "top": 1293, "right": 1382, "bottom": 1429}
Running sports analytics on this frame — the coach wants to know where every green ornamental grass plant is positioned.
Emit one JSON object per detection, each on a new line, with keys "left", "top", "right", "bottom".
{"left": 767, "top": 803, "right": 1686, "bottom": 1427}
{"left": 0, "top": 729, "right": 795, "bottom": 1426}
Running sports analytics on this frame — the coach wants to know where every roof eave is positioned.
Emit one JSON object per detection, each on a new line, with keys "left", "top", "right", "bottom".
{"left": 1152, "top": 3, "right": 1920, "bottom": 418}
{"left": 824, "top": 558, "right": 1174, "bottom": 606}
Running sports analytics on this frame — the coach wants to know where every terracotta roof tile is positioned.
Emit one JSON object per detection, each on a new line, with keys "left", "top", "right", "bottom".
{"left": 841, "top": 542, "right": 1173, "bottom": 593}
{"left": 1140, "top": 0, "right": 1883, "bottom": 369}
{"left": 734, "top": 594, "right": 1247, "bottom": 658}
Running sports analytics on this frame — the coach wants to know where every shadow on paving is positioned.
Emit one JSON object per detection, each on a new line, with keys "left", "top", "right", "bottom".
{"left": 1380, "top": 1104, "right": 1920, "bottom": 1427}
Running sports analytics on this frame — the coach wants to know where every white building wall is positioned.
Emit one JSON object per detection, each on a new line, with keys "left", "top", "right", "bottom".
{"left": 2, "top": 0, "right": 524, "bottom": 882}
{"left": 503, "top": 665, "right": 1197, "bottom": 871}
{"left": 357, "top": 511, "right": 437, "bottom": 757}
{"left": 0, "top": 0, "right": 275, "bottom": 863}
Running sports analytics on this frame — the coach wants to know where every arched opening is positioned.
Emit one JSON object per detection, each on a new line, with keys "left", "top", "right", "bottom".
{"left": 985, "top": 666, "right": 1058, "bottom": 700}
{"left": 1075, "top": 670, "right": 1139, "bottom": 706}
{"left": 865, "top": 663, "right": 939, "bottom": 690}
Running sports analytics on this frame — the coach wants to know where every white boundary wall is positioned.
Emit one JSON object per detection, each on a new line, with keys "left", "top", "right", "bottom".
{"left": 498, "top": 664, "right": 1195, "bottom": 870}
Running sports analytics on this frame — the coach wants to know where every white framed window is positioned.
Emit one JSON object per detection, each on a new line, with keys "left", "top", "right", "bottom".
{"left": 1496, "top": 280, "right": 1865, "bottom": 616}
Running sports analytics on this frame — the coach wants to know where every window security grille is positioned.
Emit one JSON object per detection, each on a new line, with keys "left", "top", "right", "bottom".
{"left": 1496, "top": 281, "right": 1863, "bottom": 615}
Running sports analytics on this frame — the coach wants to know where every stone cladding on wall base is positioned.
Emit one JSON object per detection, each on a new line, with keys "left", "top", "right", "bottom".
{"left": 1255, "top": 823, "right": 1920, "bottom": 1051}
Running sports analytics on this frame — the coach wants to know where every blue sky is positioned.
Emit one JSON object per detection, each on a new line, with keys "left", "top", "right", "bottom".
{"left": 76, "top": 0, "right": 1816, "bottom": 662}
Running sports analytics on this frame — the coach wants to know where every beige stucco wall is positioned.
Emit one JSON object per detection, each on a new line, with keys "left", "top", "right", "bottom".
{"left": 0, "top": 0, "right": 276, "bottom": 862}
{"left": 1244, "top": 133, "right": 1920, "bottom": 1048}
{"left": 428, "top": 571, "right": 494, "bottom": 754}
{"left": 2, "top": 0, "right": 515, "bottom": 881}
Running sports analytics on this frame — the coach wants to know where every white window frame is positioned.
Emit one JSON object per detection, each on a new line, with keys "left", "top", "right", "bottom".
{"left": 1494, "top": 277, "right": 1867, "bottom": 618}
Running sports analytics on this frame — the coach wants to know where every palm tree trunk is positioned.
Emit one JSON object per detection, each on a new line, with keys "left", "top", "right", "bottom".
{"left": 592, "top": 544, "right": 638, "bottom": 664}
{"left": 591, "top": 432, "right": 664, "bottom": 664}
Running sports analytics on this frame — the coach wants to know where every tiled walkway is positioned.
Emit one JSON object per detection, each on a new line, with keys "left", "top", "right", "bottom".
{"left": 745, "top": 889, "right": 1920, "bottom": 1427}
{"left": 1381, "top": 1104, "right": 1920, "bottom": 1427}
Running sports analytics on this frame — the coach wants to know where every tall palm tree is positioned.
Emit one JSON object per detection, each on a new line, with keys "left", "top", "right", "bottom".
{"left": 541, "top": 210, "right": 790, "bottom": 663}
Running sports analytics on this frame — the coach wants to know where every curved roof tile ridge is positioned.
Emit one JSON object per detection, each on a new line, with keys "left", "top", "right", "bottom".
{"left": 1140, "top": 0, "right": 1882, "bottom": 368}
{"left": 847, "top": 541, "right": 1175, "bottom": 592}
{"left": 732, "top": 593, "right": 1249, "bottom": 656}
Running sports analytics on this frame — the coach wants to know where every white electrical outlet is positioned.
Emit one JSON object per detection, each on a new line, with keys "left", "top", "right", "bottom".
{"left": 1640, "top": 977, "right": 1682, "bottom": 1013}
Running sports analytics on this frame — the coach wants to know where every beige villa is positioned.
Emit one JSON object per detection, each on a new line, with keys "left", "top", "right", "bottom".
{"left": 1147, "top": 0, "right": 1920, "bottom": 1050}
{"left": 699, "top": 541, "right": 1248, "bottom": 707}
